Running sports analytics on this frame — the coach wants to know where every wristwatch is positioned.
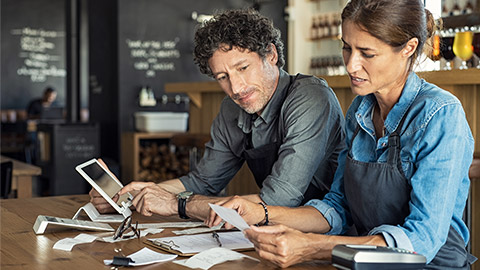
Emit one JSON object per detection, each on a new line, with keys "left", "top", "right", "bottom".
{"left": 176, "top": 191, "right": 193, "bottom": 219}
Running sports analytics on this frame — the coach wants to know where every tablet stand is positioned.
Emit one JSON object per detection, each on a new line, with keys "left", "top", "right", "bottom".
{"left": 73, "top": 202, "right": 125, "bottom": 223}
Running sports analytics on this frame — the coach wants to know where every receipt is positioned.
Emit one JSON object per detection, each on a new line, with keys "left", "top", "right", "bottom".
{"left": 104, "top": 247, "right": 177, "bottom": 266}
{"left": 53, "top": 228, "right": 164, "bottom": 250}
{"left": 208, "top": 204, "right": 250, "bottom": 231}
{"left": 53, "top": 234, "right": 98, "bottom": 251}
{"left": 173, "top": 247, "right": 259, "bottom": 270}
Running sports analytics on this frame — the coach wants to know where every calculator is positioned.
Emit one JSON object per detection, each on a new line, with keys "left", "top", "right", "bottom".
{"left": 331, "top": 244, "right": 426, "bottom": 270}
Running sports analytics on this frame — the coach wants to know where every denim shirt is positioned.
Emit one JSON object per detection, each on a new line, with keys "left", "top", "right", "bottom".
{"left": 306, "top": 72, "right": 474, "bottom": 263}
{"left": 180, "top": 69, "right": 345, "bottom": 206}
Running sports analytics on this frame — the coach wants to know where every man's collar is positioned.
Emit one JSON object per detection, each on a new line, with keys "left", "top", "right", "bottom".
{"left": 256, "top": 69, "right": 289, "bottom": 126}
{"left": 237, "top": 68, "right": 288, "bottom": 132}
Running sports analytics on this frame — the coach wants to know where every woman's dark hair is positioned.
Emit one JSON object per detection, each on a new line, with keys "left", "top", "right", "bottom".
{"left": 341, "top": 0, "right": 438, "bottom": 70}
{"left": 193, "top": 9, "right": 285, "bottom": 77}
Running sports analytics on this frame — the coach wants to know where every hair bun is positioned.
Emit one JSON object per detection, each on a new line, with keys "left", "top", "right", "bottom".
{"left": 425, "top": 8, "right": 441, "bottom": 39}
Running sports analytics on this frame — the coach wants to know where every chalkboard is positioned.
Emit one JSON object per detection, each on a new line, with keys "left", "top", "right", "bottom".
{"left": 116, "top": 0, "right": 288, "bottom": 133}
{"left": 38, "top": 123, "right": 100, "bottom": 195}
{"left": 1, "top": 0, "right": 66, "bottom": 110}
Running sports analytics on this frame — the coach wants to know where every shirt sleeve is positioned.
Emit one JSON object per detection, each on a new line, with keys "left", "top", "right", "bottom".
{"left": 179, "top": 101, "right": 245, "bottom": 195}
{"left": 260, "top": 82, "right": 345, "bottom": 207}
{"left": 394, "top": 103, "right": 473, "bottom": 262}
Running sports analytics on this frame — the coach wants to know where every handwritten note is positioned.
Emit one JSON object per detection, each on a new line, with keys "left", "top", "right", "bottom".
{"left": 125, "top": 38, "right": 180, "bottom": 78}
{"left": 208, "top": 204, "right": 250, "bottom": 231}
{"left": 10, "top": 27, "right": 66, "bottom": 82}
{"left": 148, "top": 231, "right": 253, "bottom": 255}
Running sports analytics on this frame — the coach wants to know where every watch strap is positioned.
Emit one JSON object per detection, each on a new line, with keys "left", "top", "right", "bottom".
{"left": 178, "top": 197, "right": 189, "bottom": 219}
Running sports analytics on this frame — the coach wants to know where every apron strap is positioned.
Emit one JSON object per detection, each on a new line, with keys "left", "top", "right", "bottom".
{"left": 387, "top": 112, "right": 408, "bottom": 177}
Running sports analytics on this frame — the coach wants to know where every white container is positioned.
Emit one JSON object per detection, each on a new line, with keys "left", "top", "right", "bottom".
{"left": 134, "top": 112, "right": 188, "bottom": 132}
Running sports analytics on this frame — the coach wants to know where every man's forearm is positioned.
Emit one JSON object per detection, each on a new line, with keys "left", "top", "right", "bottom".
{"left": 185, "top": 195, "right": 233, "bottom": 220}
{"left": 185, "top": 193, "right": 264, "bottom": 221}
{"left": 157, "top": 178, "right": 186, "bottom": 194}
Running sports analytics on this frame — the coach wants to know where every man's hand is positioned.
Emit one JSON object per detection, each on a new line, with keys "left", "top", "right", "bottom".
{"left": 206, "top": 195, "right": 265, "bottom": 229}
{"left": 119, "top": 182, "right": 177, "bottom": 216}
{"left": 244, "top": 225, "right": 324, "bottom": 268}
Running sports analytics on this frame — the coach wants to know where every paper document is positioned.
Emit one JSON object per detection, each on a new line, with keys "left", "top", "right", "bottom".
{"left": 172, "top": 221, "right": 225, "bottom": 235}
{"left": 104, "top": 247, "right": 177, "bottom": 266}
{"left": 173, "top": 247, "right": 259, "bottom": 270}
{"left": 208, "top": 203, "right": 250, "bottom": 231}
{"left": 53, "top": 233, "right": 98, "bottom": 251}
{"left": 147, "top": 231, "right": 253, "bottom": 255}
{"left": 137, "top": 221, "right": 204, "bottom": 229}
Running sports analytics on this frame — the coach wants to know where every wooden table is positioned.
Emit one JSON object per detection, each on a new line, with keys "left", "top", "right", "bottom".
{"left": 0, "top": 195, "right": 335, "bottom": 269}
{"left": 1, "top": 155, "right": 41, "bottom": 198}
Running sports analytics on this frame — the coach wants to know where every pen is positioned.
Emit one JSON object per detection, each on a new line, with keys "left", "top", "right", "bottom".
{"left": 212, "top": 231, "right": 222, "bottom": 247}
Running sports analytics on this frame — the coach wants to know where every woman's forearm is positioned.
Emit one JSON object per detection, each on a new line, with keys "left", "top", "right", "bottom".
{"left": 267, "top": 205, "right": 331, "bottom": 233}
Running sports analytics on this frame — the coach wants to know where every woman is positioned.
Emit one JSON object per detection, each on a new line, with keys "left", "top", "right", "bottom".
{"left": 207, "top": 0, "right": 476, "bottom": 268}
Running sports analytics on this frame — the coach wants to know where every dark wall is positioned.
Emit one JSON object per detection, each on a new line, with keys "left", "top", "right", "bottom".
{"left": 88, "top": 0, "right": 120, "bottom": 162}
{"left": 1, "top": 0, "right": 66, "bottom": 110}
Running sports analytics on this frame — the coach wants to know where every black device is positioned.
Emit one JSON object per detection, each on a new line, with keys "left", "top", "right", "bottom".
{"left": 40, "top": 107, "right": 64, "bottom": 120}
{"left": 332, "top": 244, "right": 426, "bottom": 270}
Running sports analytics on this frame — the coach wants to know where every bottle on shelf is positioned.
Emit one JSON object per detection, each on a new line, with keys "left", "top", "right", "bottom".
{"left": 464, "top": 1, "right": 474, "bottom": 14}
{"left": 316, "top": 15, "right": 325, "bottom": 39}
{"left": 324, "top": 14, "right": 332, "bottom": 38}
{"left": 452, "top": 2, "right": 462, "bottom": 16}
{"left": 330, "top": 13, "right": 339, "bottom": 38}
{"left": 441, "top": 0, "right": 451, "bottom": 17}
{"left": 310, "top": 16, "right": 318, "bottom": 40}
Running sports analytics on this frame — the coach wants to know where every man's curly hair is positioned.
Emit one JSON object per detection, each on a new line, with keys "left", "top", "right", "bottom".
{"left": 193, "top": 9, "right": 285, "bottom": 77}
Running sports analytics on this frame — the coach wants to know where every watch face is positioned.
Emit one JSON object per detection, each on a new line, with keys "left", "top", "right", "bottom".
{"left": 178, "top": 191, "right": 193, "bottom": 199}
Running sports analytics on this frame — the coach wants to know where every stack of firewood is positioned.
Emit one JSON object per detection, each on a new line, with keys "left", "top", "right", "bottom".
{"left": 137, "top": 142, "right": 191, "bottom": 182}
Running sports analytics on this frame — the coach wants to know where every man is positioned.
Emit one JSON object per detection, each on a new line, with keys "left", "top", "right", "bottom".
{"left": 91, "top": 9, "right": 345, "bottom": 221}
{"left": 26, "top": 87, "right": 57, "bottom": 119}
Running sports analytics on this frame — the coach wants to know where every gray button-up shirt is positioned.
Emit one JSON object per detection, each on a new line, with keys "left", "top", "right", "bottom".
{"left": 179, "top": 69, "right": 345, "bottom": 207}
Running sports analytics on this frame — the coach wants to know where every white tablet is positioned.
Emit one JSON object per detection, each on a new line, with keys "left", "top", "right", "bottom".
{"left": 76, "top": 158, "right": 132, "bottom": 217}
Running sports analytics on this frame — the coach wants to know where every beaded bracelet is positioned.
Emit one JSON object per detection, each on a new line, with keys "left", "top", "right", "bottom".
{"left": 258, "top": 202, "right": 269, "bottom": 226}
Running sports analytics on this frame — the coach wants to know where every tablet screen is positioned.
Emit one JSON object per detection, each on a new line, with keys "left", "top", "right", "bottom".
{"left": 81, "top": 162, "right": 130, "bottom": 207}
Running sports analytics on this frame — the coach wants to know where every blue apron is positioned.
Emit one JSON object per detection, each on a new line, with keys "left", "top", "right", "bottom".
{"left": 344, "top": 113, "right": 473, "bottom": 269}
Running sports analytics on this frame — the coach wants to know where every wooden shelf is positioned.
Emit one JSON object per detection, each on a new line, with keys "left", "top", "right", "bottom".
{"left": 121, "top": 132, "right": 179, "bottom": 182}
{"left": 309, "top": 34, "right": 341, "bottom": 42}
{"left": 322, "top": 69, "right": 480, "bottom": 88}
{"left": 442, "top": 12, "right": 480, "bottom": 29}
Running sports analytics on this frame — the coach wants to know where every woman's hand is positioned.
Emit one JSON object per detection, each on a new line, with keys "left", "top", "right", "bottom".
{"left": 206, "top": 195, "right": 265, "bottom": 229}
{"left": 244, "top": 224, "right": 330, "bottom": 268}
{"left": 89, "top": 188, "right": 117, "bottom": 213}
{"left": 88, "top": 158, "right": 120, "bottom": 213}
